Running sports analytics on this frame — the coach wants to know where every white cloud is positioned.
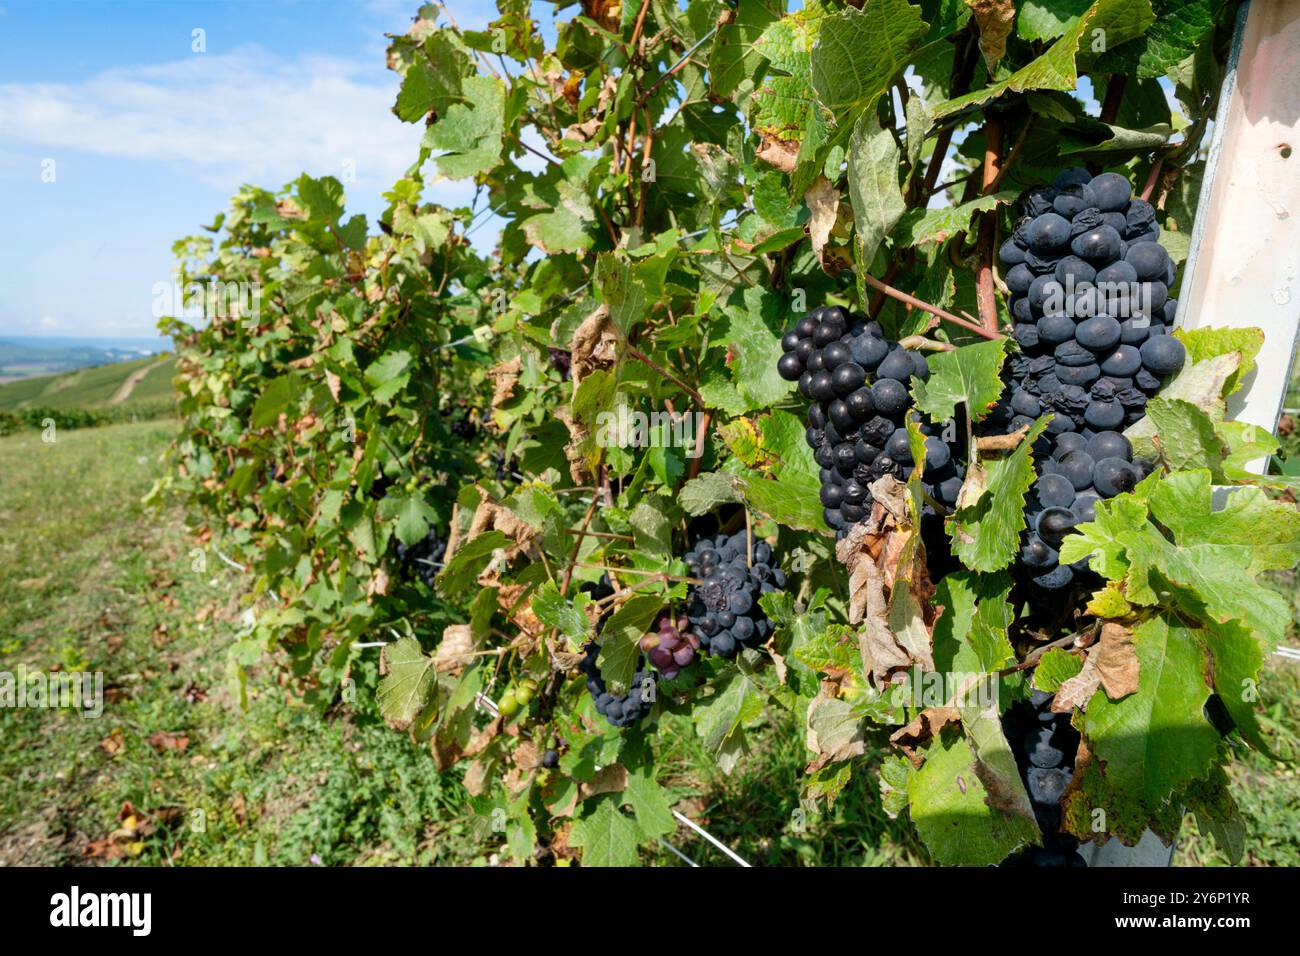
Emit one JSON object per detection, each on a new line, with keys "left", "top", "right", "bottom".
{"left": 39, "top": 314, "right": 58, "bottom": 329}
{"left": 0, "top": 45, "right": 427, "bottom": 193}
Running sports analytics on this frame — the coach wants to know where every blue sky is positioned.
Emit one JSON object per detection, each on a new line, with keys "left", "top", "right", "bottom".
{"left": 0, "top": 0, "right": 510, "bottom": 340}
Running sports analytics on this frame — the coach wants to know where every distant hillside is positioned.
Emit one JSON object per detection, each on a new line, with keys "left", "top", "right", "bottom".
{"left": 0, "top": 354, "right": 177, "bottom": 412}
{"left": 0, "top": 337, "right": 168, "bottom": 381}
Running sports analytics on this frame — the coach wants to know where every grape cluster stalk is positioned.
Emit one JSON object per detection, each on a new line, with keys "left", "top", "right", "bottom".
{"left": 776, "top": 306, "right": 964, "bottom": 535}
{"left": 985, "top": 168, "right": 1187, "bottom": 592}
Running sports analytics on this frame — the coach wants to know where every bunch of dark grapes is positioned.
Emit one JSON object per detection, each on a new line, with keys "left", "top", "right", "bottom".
{"left": 579, "top": 575, "right": 615, "bottom": 604}
{"left": 547, "top": 346, "right": 572, "bottom": 380}
{"left": 776, "top": 306, "right": 964, "bottom": 536}
{"left": 990, "top": 169, "right": 1187, "bottom": 592}
{"left": 1001, "top": 688, "right": 1087, "bottom": 867}
{"left": 580, "top": 642, "right": 654, "bottom": 728}
{"left": 683, "top": 534, "right": 785, "bottom": 658}
{"left": 491, "top": 451, "right": 521, "bottom": 485}
{"left": 640, "top": 613, "right": 699, "bottom": 679}
{"left": 443, "top": 402, "right": 480, "bottom": 439}
{"left": 394, "top": 526, "right": 447, "bottom": 588}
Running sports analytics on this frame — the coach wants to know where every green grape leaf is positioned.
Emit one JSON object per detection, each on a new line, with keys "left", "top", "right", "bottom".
{"left": 296, "top": 174, "right": 345, "bottom": 224}
{"left": 1017, "top": 0, "right": 1092, "bottom": 41}
{"left": 532, "top": 581, "right": 591, "bottom": 642}
{"left": 249, "top": 374, "right": 300, "bottom": 428}
{"left": 716, "top": 287, "right": 793, "bottom": 411}
{"left": 729, "top": 410, "right": 829, "bottom": 532}
{"left": 1057, "top": 116, "right": 1173, "bottom": 156}
{"left": 931, "top": 571, "right": 1017, "bottom": 675}
{"left": 629, "top": 500, "right": 673, "bottom": 556}
{"left": 392, "top": 33, "right": 469, "bottom": 123}
{"left": 364, "top": 349, "right": 413, "bottom": 405}
{"left": 1147, "top": 470, "right": 1300, "bottom": 573}
{"left": 948, "top": 416, "right": 1048, "bottom": 572}
{"left": 739, "top": 470, "right": 828, "bottom": 533}
{"left": 1125, "top": 351, "right": 1240, "bottom": 454}
{"left": 1193, "top": 614, "right": 1272, "bottom": 756}
{"left": 1142, "top": 397, "right": 1227, "bottom": 474}
{"left": 1174, "top": 325, "right": 1264, "bottom": 396}
{"left": 933, "top": 0, "right": 1155, "bottom": 119}
{"left": 1062, "top": 754, "right": 1186, "bottom": 846}
{"left": 424, "top": 75, "right": 505, "bottom": 179}
{"left": 751, "top": 2, "right": 829, "bottom": 146}
{"left": 708, "top": 0, "right": 783, "bottom": 97}
{"left": 623, "top": 769, "right": 676, "bottom": 841}
{"left": 595, "top": 253, "right": 648, "bottom": 339}
{"left": 438, "top": 530, "right": 510, "bottom": 596}
{"left": 377, "top": 636, "right": 437, "bottom": 731}
{"left": 846, "top": 111, "right": 906, "bottom": 287}
{"left": 569, "top": 795, "right": 642, "bottom": 866}
{"left": 1081, "top": 614, "right": 1219, "bottom": 805}
{"left": 892, "top": 191, "right": 1019, "bottom": 247}
{"left": 1094, "top": 0, "right": 1216, "bottom": 79}
{"left": 1032, "top": 647, "right": 1084, "bottom": 691}
{"left": 878, "top": 753, "right": 915, "bottom": 818}
{"left": 394, "top": 493, "right": 439, "bottom": 546}
{"left": 810, "top": 0, "right": 927, "bottom": 117}
{"left": 679, "top": 472, "right": 742, "bottom": 516}
{"left": 1186, "top": 767, "right": 1246, "bottom": 864}
{"left": 909, "top": 728, "right": 1039, "bottom": 866}
{"left": 911, "top": 338, "right": 1011, "bottom": 424}
{"left": 1057, "top": 493, "right": 1148, "bottom": 578}
{"left": 693, "top": 668, "right": 764, "bottom": 752}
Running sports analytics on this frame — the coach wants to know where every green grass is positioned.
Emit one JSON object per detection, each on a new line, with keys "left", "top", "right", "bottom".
{"left": 0, "top": 421, "right": 1296, "bottom": 867}
{"left": 0, "top": 355, "right": 176, "bottom": 412}
{"left": 0, "top": 422, "right": 480, "bottom": 866}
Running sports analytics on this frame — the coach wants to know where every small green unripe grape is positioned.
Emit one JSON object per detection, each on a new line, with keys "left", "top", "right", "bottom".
{"left": 498, "top": 692, "right": 520, "bottom": 717}
{"left": 515, "top": 685, "right": 534, "bottom": 705}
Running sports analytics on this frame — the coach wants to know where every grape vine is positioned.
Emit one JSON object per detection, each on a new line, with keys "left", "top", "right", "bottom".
{"left": 154, "top": 0, "right": 1296, "bottom": 868}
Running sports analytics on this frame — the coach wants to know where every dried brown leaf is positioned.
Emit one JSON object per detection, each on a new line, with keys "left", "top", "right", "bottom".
{"left": 965, "top": 0, "right": 1016, "bottom": 69}
{"left": 489, "top": 356, "right": 522, "bottom": 410}
{"left": 434, "top": 624, "right": 476, "bottom": 674}
{"left": 568, "top": 303, "right": 616, "bottom": 388}
{"left": 890, "top": 707, "right": 961, "bottom": 767}
{"left": 578, "top": 763, "right": 628, "bottom": 799}
{"left": 805, "top": 176, "right": 840, "bottom": 267}
{"left": 756, "top": 133, "right": 798, "bottom": 173}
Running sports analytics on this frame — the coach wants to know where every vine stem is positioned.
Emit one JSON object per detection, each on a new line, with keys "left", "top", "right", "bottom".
{"left": 918, "top": 29, "right": 977, "bottom": 199}
{"left": 636, "top": 27, "right": 717, "bottom": 109}
{"left": 574, "top": 564, "right": 705, "bottom": 586}
{"left": 1099, "top": 74, "right": 1127, "bottom": 125}
{"left": 687, "top": 410, "right": 712, "bottom": 481}
{"left": 987, "top": 115, "right": 1033, "bottom": 193}
{"left": 560, "top": 494, "right": 600, "bottom": 596}
{"left": 1140, "top": 156, "right": 1165, "bottom": 202}
{"left": 995, "top": 627, "right": 1096, "bottom": 678}
{"left": 626, "top": 344, "right": 705, "bottom": 403}
{"left": 861, "top": 273, "right": 1004, "bottom": 341}
{"left": 974, "top": 114, "right": 1003, "bottom": 334}
{"left": 565, "top": 527, "right": 634, "bottom": 542}
{"left": 628, "top": 0, "right": 653, "bottom": 56}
